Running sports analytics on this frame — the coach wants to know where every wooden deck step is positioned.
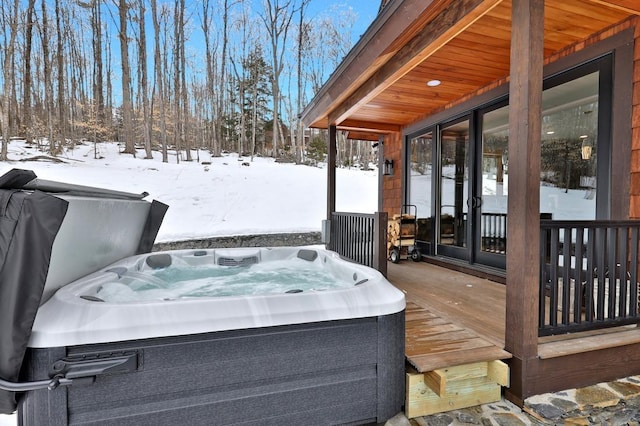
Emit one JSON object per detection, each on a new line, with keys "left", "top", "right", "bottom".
{"left": 405, "top": 302, "right": 512, "bottom": 372}
{"left": 405, "top": 302, "right": 512, "bottom": 418}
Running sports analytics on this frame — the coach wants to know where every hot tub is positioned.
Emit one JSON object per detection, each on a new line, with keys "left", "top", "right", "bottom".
{"left": 0, "top": 170, "right": 405, "bottom": 425}
{"left": 20, "top": 247, "right": 405, "bottom": 425}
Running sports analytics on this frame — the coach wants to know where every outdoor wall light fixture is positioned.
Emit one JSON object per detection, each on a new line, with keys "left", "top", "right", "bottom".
{"left": 581, "top": 137, "right": 592, "bottom": 160}
{"left": 383, "top": 159, "right": 394, "bottom": 176}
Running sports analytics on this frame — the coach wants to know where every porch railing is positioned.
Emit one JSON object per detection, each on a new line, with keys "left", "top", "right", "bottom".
{"left": 539, "top": 220, "right": 640, "bottom": 336}
{"left": 480, "top": 212, "right": 507, "bottom": 254}
{"left": 328, "top": 211, "right": 388, "bottom": 276}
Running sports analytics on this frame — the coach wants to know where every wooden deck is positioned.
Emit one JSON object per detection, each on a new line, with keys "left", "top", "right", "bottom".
{"left": 388, "top": 260, "right": 512, "bottom": 417}
{"left": 387, "top": 259, "right": 640, "bottom": 414}
{"left": 386, "top": 261, "right": 512, "bottom": 371}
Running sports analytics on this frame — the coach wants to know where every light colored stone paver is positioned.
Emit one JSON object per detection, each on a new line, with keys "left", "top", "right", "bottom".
{"left": 387, "top": 375, "right": 640, "bottom": 426}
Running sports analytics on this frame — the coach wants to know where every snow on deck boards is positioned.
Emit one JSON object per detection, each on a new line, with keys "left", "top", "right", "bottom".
{"left": 405, "top": 302, "right": 512, "bottom": 372}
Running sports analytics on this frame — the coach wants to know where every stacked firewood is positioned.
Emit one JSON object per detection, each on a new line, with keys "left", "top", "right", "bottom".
{"left": 387, "top": 214, "right": 416, "bottom": 249}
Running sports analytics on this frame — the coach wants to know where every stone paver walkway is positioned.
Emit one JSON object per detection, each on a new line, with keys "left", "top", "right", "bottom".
{"left": 386, "top": 375, "right": 640, "bottom": 426}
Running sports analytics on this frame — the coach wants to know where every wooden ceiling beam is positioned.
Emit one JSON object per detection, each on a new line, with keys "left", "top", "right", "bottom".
{"left": 343, "top": 131, "right": 381, "bottom": 142}
{"left": 337, "top": 119, "right": 401, "bottom": 134}
{"left": 586, "top": 0, "right": 640, "bottom": 15}
{"left": 329, "top": 0, "right": 505, "bottom": 126}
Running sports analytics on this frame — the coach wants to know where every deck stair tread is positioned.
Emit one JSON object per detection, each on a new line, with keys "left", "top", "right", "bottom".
{"left": 405, "top": 302, "right": 511, "bottom": 372}
{"left": 404, "top": 302, "right": 512, "bottom": 418}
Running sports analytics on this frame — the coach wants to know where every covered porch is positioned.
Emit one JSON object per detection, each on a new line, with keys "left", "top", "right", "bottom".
{"left": 389, "top": 259, "right": 640, "bottom": 417}
{"left": 301, "top": 0, "right": 640, "bottom": 406}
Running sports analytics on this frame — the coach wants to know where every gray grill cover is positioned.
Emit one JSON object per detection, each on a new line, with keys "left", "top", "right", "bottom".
{"left": 0, "top": 169, "right": 167, "bottom": 414}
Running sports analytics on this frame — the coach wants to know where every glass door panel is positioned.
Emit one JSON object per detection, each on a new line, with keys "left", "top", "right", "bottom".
{"left": 408, "top": 131, "right": 434, "bottom": 255}
{"left": 541, "top": 71, "right": 599, "bottom": 221}
{"left": 480, "top": 105, "right": 509, "bottom": 256}
{"left": 439, "top": 119, "right": 469, "bottom": 256}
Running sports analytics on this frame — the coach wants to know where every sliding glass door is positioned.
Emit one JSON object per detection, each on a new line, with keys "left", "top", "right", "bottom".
{"left": 476, "top": 103, "right": 509, "bottom": 268}
{"left": 437, "top": 118, "right": 470, "bottom": 260}
{"left": 405, "top": 54, "right": 611, "bottom": 270}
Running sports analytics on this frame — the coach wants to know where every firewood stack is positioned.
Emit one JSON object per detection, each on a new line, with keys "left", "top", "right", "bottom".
{"left": 387, "top": 214, "right": 416, "bottom": 254}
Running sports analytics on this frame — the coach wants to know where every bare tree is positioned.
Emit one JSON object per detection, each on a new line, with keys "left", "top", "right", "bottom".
{"left": 0, "top": 0, "right": 20, "bottom": 160}
{"left": 178, "top": 0, "right": 191, "bottom": 161}
{"left": 259, "top": 0, "right": 295, "bottom": 159}
{"left": 304, "top": 7, "right": 355, "bottom": 94}
{"left": 151, "top": 0, "right": 168, "bottom": 162}
{"left": 118, "top": 0, "right": 135, "bottom": 155}
{"left": 294, "top": 0, "right": 310, "bottom": 164}
{"left": 41, "top": 0, "right": 57, "bottom": 155}
{"left": 230, "top": 3, "right": 253, "bottom": 156}
{"left": 201, "top": 0, "right": 232, "bottom": 157}
{"left": 55, "top": 0, "right": 66, "bottom": 146}
{"left": 172, "top": 0, "right": 183, "bottom": 162}
{"left": 200, "top": 0, "right": 220, "bottom": 156}
{"left": 22, "top": 0, "right": 37, "bottom": 146}
{"left": 137, "top": 0, "right": 152, "bottom": 159}
{"left": 0, "top": 0, "right": 358, "bottom": 163}
{"left": 89, "top": 0, "right": 105, "bottom": 135}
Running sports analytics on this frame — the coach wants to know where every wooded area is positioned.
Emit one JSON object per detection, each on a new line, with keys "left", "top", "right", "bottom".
{"left": 0, "top": 0, "right": 375, "bottom": 166}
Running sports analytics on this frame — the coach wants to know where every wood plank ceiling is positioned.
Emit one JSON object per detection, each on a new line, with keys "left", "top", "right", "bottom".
{"left": 318, "top": 0, "right": 636, "bottom": 141}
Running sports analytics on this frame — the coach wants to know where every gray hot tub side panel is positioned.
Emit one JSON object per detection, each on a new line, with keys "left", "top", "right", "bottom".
{"left": 19, "top": 313, "right": 405, "bottom": 425}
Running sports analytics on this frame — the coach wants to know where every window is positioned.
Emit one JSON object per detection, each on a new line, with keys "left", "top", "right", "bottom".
{"left": 405, "top": 54, "right": 613, "bottom": 266}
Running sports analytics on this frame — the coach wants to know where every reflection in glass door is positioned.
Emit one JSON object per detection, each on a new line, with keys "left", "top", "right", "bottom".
{"left": 479, "top": 104, "right": 509, "bottom": 266}
{"left": 540, "top": 71, "right": 600, "bottom": 220}
{"left": 408, "top": 131, "right": 434, "bottom": 255}
{"left": 438, "top": 119, "right": 470, "bottom": 259}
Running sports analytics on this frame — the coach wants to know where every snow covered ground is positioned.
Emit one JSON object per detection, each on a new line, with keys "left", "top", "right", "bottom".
{"left": 0, "top": 140, "right": 377, "bottom": 426}
{"left": 0, "top": 141, "right": 378, "bottom": 242}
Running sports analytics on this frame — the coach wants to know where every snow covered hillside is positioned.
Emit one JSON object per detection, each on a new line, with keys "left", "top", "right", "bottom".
{"left": 0, "top": 141, "right": 378, "bottom": 243}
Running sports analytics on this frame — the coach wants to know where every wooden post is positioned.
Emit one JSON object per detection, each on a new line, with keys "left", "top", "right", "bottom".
{"left": 505, "top": 0, "right": 544, "bottom": 404}
{"left": 378, "top": 134, "right": 385, "bottom": 213}
{"left": 373, "top": 211, "right": 388, "bottom": 277}
{"left": 327, "top": 125, "right": 337, "bottom": 220}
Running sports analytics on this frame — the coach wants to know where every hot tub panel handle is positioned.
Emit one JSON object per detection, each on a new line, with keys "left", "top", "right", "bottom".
{"left": 0, "top": 351, "right": 139, "bottom": 393}
{"left": 50, "top": 351, "right": 139, "bottom": 380}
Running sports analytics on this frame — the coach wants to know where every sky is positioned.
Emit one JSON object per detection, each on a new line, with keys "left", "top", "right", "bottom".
{"left": 318, "top": 0, "right": 380, "bottom": 42}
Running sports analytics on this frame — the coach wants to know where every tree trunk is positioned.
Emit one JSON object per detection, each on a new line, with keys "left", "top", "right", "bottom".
{"left": 295, "top": 1, "right": 309, "bottom": 164}
{"left": 151, "top": 0, "right": 168, "bottom": 162}
{"left": 41, "top": 0, "right": 56, "bottom": 155}
{"left": 22, "top": 0, "right": 36, "bottom": 145}
{"left": 55, "top": 0, "right": 66, "bottom": 147}
{"left": 201, "top": 0, "right": 214, "bottom": 154}
{"left": 214, "top": 0, "right": 230, "bottom": 158}
{"left": 0, "top": 0, "right": 20, "bottom": 160}
{"left": 260, "top": 0, "right": 294, "bottom": 159}
{"left": 138, "top": 0, "right": 152, "bottom": 159}
{"left": 179, "top": 0, "right": 191, "bottom": 161}
{"left": 92, "top": 0, "right": 105, "bottom": 135}
{"left": 118, "top": 0, "right": 135, "bottom": 155}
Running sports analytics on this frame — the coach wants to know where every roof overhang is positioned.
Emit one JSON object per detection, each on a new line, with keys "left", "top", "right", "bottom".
{"left": 300, "top": 0, "right": 639, "bottom": 139}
